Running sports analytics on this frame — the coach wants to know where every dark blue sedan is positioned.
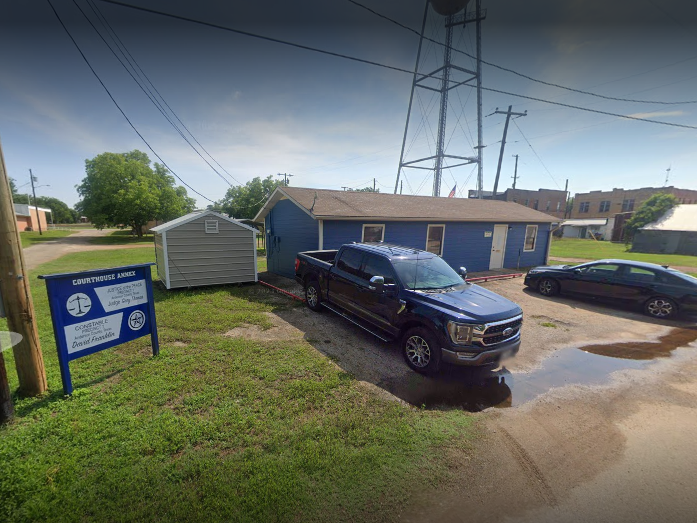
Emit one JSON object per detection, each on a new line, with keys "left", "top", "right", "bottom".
{"left": 524, "top": 259, "right": 697, "bottom": 319}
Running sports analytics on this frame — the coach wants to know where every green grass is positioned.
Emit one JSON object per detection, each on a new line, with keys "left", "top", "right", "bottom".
{"left": 549, "top": 238, "right": 697, "bottom": 269}
{"left": 19, "top": 230, "right": 75, "bottom": 249}
{"left": 0, "top": 248, "right": 475, "bottom": 522}
{"left": 540, "top": 322, "right": 558, "bottom": 328}
{"left": 89, "top": 230, "right": 154, "bottom": 245}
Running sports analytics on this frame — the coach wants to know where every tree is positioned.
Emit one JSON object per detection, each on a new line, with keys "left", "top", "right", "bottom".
{"left": 349, "top": 187, "right": 379, "bottom": 193}
{"left": 31, "top": 197, "right": 80, "bottom": 224}
{"left": 9, "top": 178, "right": 29, "bottom": 204}
{"left": 218, "top": 175, "right": 283, "bottom": 219}
{"left": 624, "top": 193, "right": 679, "bottom": 243}
{"left": 76, "top": 150, "right": 196, "bottom": 236}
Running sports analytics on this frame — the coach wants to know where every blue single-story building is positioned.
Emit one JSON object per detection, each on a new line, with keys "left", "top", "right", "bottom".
{"left": 254, "top": 187, "right": 558, "bottom": 279}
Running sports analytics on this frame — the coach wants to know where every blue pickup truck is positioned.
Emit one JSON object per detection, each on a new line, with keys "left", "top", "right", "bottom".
{"left": 295, "top": 243, "right": 523, "bottom": 374}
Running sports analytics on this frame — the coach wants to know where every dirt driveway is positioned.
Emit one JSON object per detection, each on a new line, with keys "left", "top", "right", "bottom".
{"left": 244, "top": 274, "right": 697, "bottom": 522}
{"left": 23, "top": 229, "right": 151, "bottom": 270}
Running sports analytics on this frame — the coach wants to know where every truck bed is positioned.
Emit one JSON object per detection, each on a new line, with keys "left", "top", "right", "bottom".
{"left": 299, "top": 250, "right": 338, "bottom": 266}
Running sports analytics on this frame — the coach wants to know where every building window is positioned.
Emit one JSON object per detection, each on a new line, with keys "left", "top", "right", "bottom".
{"left": 425, "top": 224, "right": 445, "bottom": 256}
{"left": 205, "top": 220, "right": 219, "bottom": 233}
{"left": 533, "top": 200, "right": 539, "bottom": 210}
{"left": 556, "top": 201, "right": 561, "bottom": 212}
{"left": 524, "top": 225, "right": 538, "bottom": 252}
{"left": 599, "top": 200, "right": 611, "bottom": 213}
{"left": 362, "top": 224, "right": 384, "bottom": 243}
{"left": 545, "top": 201, "right": 551, "bottom": 211}
{"left": 579, "top": 202, "right": 590, "bottom": 213}
{"left": 622, "top": 199, "right": 635, "bottom": 212}
{"left": 524, "top": 199, "right": 529, "bottom": 206}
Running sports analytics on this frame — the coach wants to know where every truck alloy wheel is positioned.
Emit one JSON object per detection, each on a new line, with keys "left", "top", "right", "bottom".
{"left": 305, "top": 281, "right": 322, "bottom": 312}
{"left": 402, "top": 327, "right": 441, "bottom": 374}
{"left": 645, "top": 297, "right": 676, "bottom": 318}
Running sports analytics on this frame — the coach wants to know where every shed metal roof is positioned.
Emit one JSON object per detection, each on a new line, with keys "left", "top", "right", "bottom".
{"left": 254, "top": 187, "right": 558, "bottom": 223}
{"left": 150, "top": 210, "right": 258, "bottom": 233}
{"left": 640, "top": 204, "right": 697, "bottom": 232}
{"left": 560, "top": 218, "right": 608, "bottom": 227}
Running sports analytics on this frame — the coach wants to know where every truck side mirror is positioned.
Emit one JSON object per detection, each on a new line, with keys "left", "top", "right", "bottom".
{"left": 458, "top": 267, "right": 468, "bottom": 280}
{"left": 369, "top": 275, "right": 385, "bottom": 293}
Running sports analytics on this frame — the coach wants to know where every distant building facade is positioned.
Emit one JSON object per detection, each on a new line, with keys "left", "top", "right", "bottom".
{"left": 469, "top": 188, "right": 567, "bottom": 219}
{"left": 570, "top": 186, "right": 697, "bottom": 220}
{"left": 14, "top": 203, "right": 51, "bottom": 232}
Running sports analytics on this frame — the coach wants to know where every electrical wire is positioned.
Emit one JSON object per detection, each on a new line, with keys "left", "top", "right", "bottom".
{"left": 46, "top": 0, "right": 215, "bottom": 202}
{"left": 87, "top": 0, "right": 242, "bottom": 186}
{"left": 77, "top": 0, "right": 239, "bottom": 187}
{"left": 512, "top": 119, "right": 561, "bottom": 190}
{"left": 98, "top": 0, "right": 697, "bottom": 133}
{"left": 97, "top": 0, "right": 414, "bottom": 75}
{"left": 344, "top": 0, "right": 697, "bottom": 106}
{"left": 483, "top": 87, "right": 697, "bottom": 130}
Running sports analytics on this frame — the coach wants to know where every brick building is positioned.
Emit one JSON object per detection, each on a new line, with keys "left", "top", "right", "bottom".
{"left": 469, "top": 188, "right": 567, "bottom": 219}
{"left": 14, "top": 203, "right": 51, "bottom": 232}
{"left": 571, "top": 186, "right": 697, "bottom": 219}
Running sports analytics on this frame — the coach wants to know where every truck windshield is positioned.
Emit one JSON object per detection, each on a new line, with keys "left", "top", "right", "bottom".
{"left": 392, "top": 256, "right": 464, "bottom": 290}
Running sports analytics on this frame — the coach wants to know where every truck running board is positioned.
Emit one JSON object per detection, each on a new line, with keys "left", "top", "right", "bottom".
{"left": 320, "top": 302, "right": 393, "bottom": 343}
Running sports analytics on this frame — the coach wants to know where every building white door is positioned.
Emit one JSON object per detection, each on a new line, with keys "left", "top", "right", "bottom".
{"left": 489, "top": 224, "right": 508, "bottom": 269}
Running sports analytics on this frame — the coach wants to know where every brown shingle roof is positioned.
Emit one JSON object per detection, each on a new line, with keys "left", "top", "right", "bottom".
{"left": 257, "top": 187, "right": 557, "bottom": 223}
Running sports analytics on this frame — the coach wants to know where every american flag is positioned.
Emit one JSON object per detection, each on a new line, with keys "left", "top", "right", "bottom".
{"left": 447, "top": 185, "right": 456, "bottom": 198}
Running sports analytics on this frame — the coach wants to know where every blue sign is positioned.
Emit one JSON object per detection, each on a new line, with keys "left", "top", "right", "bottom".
{"left": 39, "top": 263, "right": 159, "bottom": 395}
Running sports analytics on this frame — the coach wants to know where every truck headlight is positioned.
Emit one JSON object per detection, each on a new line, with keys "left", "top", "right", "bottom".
{"left": 447, "top": 322, "right": 473, "bottom": 345}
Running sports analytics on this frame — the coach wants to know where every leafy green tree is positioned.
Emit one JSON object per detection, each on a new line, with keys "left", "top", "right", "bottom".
{"left": 30, "top": 196, "right": 80, "bottom": 223}
{"left": 349, "top": 187, "right": 379, "bottom": 192}
{"left": 9, "top": 178, "right": 30, "bottom": 204}
{"left": 624, "top": 193, "right": 679, "bottom": 243}
{"left": 76, "top": 150, "right": 196, "bottom": 236}
{"left": 218, "top": 175, "right": 283, "bottom": 219}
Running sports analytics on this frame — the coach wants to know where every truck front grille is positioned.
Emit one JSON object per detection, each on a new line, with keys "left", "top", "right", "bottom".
{"left": 473, "top": 315, "right": 523, "bottom": 347}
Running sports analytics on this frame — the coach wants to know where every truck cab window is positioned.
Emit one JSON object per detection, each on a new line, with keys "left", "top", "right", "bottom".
{"left": 361, "top": 254, "right": 395, "bottom": 285}
{"left": 336, "top": 248, "right": 363, "bottom": 276}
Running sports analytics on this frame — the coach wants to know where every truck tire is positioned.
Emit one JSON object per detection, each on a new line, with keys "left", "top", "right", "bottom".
{"left": 401, "top": 327, "right": 441, "bottom": 374}
{"left": 305, "top": 280, "right": 323, "bottom": 312}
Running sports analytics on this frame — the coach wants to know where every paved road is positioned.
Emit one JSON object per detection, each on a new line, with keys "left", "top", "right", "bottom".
{"left": 23, "top": 229, "right": 151, "bottom": 270}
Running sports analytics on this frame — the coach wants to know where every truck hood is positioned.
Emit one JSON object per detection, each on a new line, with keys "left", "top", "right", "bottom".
{"left": 407, "top": 284, "right": 522, "bottom": 323}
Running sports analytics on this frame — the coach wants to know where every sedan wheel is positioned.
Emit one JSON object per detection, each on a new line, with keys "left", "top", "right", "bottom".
{"left": 645, "top": 297, "right": 676, "bottom": 319}
{"left": 538, "top": 278, "right": 559, "bottom": 297}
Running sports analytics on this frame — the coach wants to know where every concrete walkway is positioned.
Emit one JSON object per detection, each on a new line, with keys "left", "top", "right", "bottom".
{"left": 549, "top": 256, "right": 696, "bottom": 274}
{"left": 23, "top": 229, "right": 152, "bottom": 270}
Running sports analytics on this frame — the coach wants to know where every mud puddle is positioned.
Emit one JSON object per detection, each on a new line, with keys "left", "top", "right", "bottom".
{"left": 377, "top": 328, "right": 697, "bottom": 412}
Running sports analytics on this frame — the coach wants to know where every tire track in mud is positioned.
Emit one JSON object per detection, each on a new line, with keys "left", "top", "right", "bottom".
{"left": 496, "top": 424, "right": 558, "bottom": 507}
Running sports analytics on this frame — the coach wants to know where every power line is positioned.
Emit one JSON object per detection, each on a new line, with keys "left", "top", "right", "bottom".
{"left": 98, "top": 0, "right": 414, "bottom": 75}
{"left": 76, "top": 0, "right": 239, "bottom": 187}
{"left": 483, "top": 87, "right": 697, "bottom": 130}
{"left": 96, "top": 0, "right": 697, "bottom": 133}
{"left": 87, "top": 0, "right": 242, "bottom": 186}
{"left": 512, "top": 119, "right": 561, "bottom": 190}
{"left": 46, "top": 0, "right": 215, "bottom": 202}
{"left": 344, "top": 0, "right": 697, "bottom": 106}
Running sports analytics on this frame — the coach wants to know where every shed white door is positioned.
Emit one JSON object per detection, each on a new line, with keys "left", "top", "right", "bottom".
{"left": 489, "top": 224, "right": 508, "bottom": 269}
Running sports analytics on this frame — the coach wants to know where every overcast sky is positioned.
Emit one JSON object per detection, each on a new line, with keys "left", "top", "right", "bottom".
{"left": 2, "top": 0, "right": 696, "bottom": 209}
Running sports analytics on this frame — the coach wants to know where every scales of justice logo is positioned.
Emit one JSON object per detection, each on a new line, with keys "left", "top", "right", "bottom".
{"left": 67, "top": 293, "right": 92, "bottom": 317}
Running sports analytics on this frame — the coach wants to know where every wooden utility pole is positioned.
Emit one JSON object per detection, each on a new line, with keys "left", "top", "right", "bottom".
{"left": 29, "top": 169, "right": 42, "bottom": 235}
{"left": 0, "top": 137, "right": 47, "bottom": 397}
{"left": 492, "top": 106, "right": 527, "bottom": 196}
{"left": 511, "top": 154, "right": 519, "bottom": 189}
{"left": 0, "top": 348, "right": 13, "bottom": 423}
{"left": 373, "top": 178, "right": 376, "bottom": 192}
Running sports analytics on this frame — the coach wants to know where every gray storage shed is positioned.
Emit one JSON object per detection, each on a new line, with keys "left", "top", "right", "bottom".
{"left": 151, "top": 211, "right": 258, "bottom": 289}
